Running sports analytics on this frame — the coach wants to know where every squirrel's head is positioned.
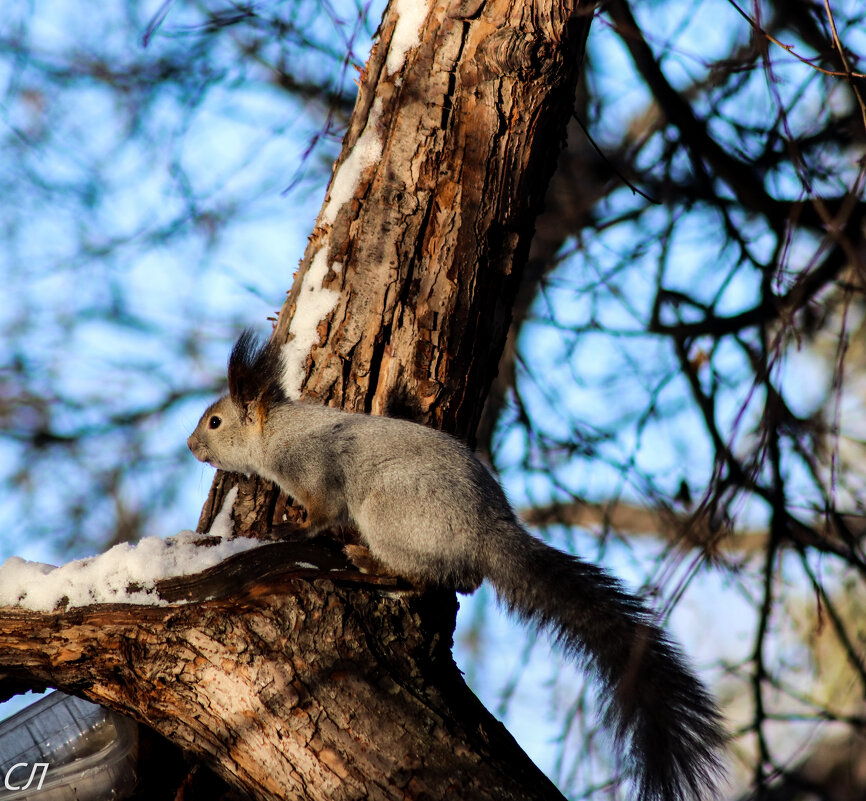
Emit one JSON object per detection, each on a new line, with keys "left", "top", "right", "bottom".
{"left": 187, "top": 395, "right": 255, "bottom": 473}
{"left": 187, "top": 330, "right": 286, "bottom": 474}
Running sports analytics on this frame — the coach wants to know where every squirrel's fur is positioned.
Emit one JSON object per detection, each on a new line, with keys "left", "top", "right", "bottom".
{"left": 188, "top": 330, "right": 726, "bottom": 801}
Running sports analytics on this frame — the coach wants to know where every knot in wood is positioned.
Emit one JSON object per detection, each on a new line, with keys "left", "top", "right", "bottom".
{"left": 474, "top": 29, "right": 554, "bottom": 82}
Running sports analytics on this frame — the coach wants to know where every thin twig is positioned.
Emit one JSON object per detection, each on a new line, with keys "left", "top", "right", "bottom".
{"left": 822, "top": 0, "right": 866, "bottom": 135}
{"left": 571, "top": 112, "right": 660, "bottom": 204}
{"left": 725, "top": 0, "right": 866, "bottom": 80}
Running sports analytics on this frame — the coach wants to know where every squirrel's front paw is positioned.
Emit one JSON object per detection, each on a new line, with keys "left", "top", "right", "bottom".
{"left": 343, "top": 544, "right": 389, "bottom": 575}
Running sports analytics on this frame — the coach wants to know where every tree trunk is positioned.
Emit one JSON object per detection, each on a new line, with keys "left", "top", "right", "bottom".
{"left": 0, "top": 0, "right": 593, "bottom": 798}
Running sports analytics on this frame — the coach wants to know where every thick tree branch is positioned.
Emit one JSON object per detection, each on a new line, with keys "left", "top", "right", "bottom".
{"left": 0, "top": 547, "right": 566, "bottom": 801}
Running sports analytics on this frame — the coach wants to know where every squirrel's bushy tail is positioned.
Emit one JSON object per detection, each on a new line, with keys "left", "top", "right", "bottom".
{"left": 480, "top": 525, "right": 724, "bottom": 801}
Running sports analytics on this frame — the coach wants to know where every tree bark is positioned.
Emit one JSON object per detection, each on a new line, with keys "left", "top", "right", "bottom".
{"left": 1, "top": 546, "right": 564, "bottom": 801}
{"left": 276, "top": 0, "right": 592, "bottom": 432}
{"left": 0, "top": 0, "right": 594, "bottom": 798}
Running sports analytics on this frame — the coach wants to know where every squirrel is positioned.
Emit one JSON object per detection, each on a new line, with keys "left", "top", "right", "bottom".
{"left": 188, "top": 330, "right": 725, "bottom": 801}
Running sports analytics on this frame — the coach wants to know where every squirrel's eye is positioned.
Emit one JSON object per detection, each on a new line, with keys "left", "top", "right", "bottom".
{"left": 208, "top": 415, "right": 222, "bottom": 429}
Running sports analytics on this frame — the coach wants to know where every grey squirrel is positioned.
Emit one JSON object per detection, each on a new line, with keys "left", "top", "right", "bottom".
{"left": 188, "top": 330, "right": 725, "bottom": 801}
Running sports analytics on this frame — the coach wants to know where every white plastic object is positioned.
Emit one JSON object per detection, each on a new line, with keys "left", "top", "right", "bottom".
{"left": 0, "top": 691, "right": 138, "bottom": 799}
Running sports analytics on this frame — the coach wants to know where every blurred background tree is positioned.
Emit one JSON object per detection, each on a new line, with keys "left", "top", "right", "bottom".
{"left": 1, "top": 0, "right": 864, "bottom": 798}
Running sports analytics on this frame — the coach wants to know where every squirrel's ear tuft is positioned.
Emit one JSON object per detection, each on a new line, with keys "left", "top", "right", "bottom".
{"left": 227, "top": 329, "right": 286, "bottom": 410}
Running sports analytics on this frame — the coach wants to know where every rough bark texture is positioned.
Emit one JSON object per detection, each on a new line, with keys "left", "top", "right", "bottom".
{"left": 277, "top": 0, "right": 591, "bottom": 431}
{"left": 1, "top": 0, "right": 593, "bottom": 798}
{"left": 0, "top": 546, "right": 564, "bottom": 801}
